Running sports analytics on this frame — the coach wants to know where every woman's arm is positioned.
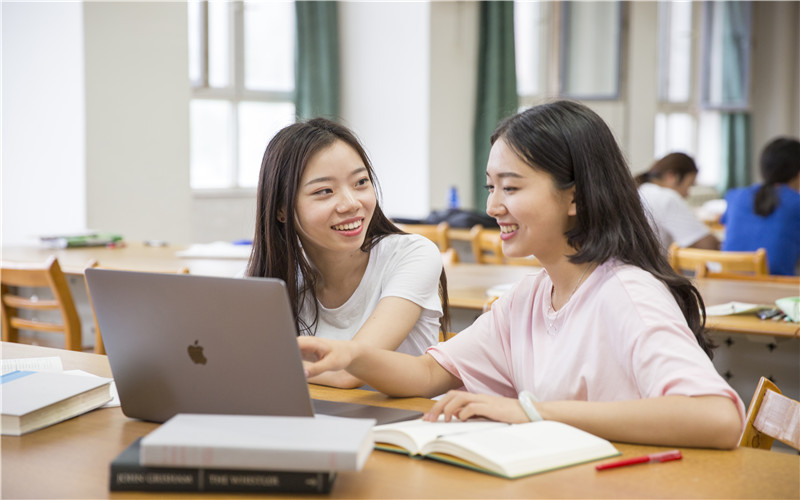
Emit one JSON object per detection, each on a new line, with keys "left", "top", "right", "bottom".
{"left": 426, "top": 391, "right": 743, "bottom": 449}
{"left": 299, "top": 336, "right": 461, "bottom": 398}
{"left": 306, "top": 296, "right": 426, "bottom": 388}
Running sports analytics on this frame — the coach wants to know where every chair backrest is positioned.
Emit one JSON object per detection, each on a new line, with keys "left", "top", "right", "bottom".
{"left": 86, "top": 261, "right": 190, "bottom": 354}
{"left": 668, "top": 243, "right": 769, "bottom": 276}
{"left": 1, "top": 256, "right": 82, "bottom": 351}
{"left": 396, "top": 222, "right": 459, "bottom": 264}
{"left": 739, "top": 377, "right": 800, "bottom": 451}
{"left": 469, "top": 225, "right": 541, "bottom": 266}
{"left": 395, "top": 222, "right": 452, "bottom": 252}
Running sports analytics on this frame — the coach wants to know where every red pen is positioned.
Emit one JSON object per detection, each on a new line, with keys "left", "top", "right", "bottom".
{"left": 595, "top": 449, "right": 682, "bottom": 471}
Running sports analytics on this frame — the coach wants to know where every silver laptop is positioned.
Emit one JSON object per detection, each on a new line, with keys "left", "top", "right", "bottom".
{"left": 85, "top": 268, "right": 422, "bottom": 425}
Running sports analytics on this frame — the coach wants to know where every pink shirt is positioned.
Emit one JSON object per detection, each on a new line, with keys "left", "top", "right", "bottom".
{"left": 428, "top": 260, "right": 745, "bottom": 422}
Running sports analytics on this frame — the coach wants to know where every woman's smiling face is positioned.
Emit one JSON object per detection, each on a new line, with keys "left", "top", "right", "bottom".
{"left": 292, "top": 140, "right": 377, "bottom": 257}
{"left": 484, "top": 138, "right": 576, "bottom": 263}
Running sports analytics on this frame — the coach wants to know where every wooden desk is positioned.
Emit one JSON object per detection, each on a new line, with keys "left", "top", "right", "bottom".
{"left": 2, "top": 342, "right": 798, "bottom": 499}
{"left": 694, "top": 277, "right": 800, "bottom": 338}
{"left": 445, "top": 263, "right": 799, "bottom": 337}
{"left": 4, "top": 246, "right": 797, "bottom": 337}
{"left": 445, "top": 263, "right": 536, "bottom": 310}
{"left": 2, "top": 243, "right": 246, "bottom": 277}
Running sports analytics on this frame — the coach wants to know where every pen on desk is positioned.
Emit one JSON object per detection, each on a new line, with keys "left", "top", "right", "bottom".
{"left": 595, "top": 449, "right": 682, "bottom": 471}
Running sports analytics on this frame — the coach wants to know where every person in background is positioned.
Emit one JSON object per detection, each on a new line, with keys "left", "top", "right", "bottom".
{"left": 299, "top": 101, "right": 744, "bottom": 449}
{"left": 246, "top": 118, "right": 449, "bottom": 388}
{"left": 636, "top": 153, "right": 720, "bottom": 250}
{"left": 721, "top": 137, "right": 800, "bottom": 276}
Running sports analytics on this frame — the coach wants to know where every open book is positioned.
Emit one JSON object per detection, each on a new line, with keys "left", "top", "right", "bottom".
{"left": 373, "top": 418, "right": 619, "bottom": 479}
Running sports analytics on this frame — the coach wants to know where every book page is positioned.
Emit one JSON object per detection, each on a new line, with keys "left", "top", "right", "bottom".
{"left": 373, "top": 418, "right": 506, "bottom": 455}
{"left": 428, "top": 421, "right": 618, "bottom": 478}
{"left": 705, "top": 302, "right": 766, "bottom": 316}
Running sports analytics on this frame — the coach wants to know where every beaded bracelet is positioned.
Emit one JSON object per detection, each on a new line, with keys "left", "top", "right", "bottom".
{"left": 518, "top": 390, "right": 543, "bottom": 422}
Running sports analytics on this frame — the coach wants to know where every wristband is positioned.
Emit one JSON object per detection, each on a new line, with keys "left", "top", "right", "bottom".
{"left": 518, "top": 390, "right": 543, "bottom": 422}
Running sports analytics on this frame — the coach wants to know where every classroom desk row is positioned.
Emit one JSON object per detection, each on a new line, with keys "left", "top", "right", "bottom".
{"left": 3, "top": 243, "right": 799, "bottom": 337}
{"left": 2, "top": 342, "right": 799, "bottom": 500}
{"left": 443, "top": 262, "right": 800, "bottom": 338}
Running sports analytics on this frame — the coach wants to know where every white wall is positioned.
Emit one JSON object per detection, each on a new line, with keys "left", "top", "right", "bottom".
{"left": 83, "top": 2, "right": 192, "bottom": 245}
{"left": 429, "top": 1, "right": 479, "bottom": 211}
{"left": 2, "top": 2, "right": 86, "bottom": 246}
{"left": 338, "top": 1, "right": 430, "bottom": 220}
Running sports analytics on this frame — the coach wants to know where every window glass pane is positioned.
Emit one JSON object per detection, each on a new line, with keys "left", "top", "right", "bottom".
{"left": 190, "top": 100, "right": 233, "bottom": 189}
{"left": 208, "top": 1, "right": 231, "bottom": 88}
{"left": 514, "top": 0, "right": 542, "bottom": 96}
{"left": 188, "top": 0, "right": 203, "bottom": 86}
{"left": 237, "top": 101, "right": 296, "bottom": 187}
{"left": 654, "top": 113, "right": 695, "bottom": 159}
{"left": 702, "top": 1, "right": 751, "bottom": 108}
{"left": 658, "top": 0, "right": 693, "bottom": 102}
{"left": 561, "top": 1, "right": 621, "bottom": 98}
{"left": 244, "top": 1, "right": 295, "bottom": 92}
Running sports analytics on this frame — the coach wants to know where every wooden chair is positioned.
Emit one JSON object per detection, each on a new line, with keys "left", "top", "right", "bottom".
{"left": 86, "top": 261, "right": 189, "bottom": 354}
{"left": 667, "top": 242, "right": 769, "bottom": 276}
{"left": 1, "top": 256, "right": 83, "bottom": 351}
{"left": 396, "top": 222, "right": 459, "bottom": 264}
{"left": 738, "top": 377, "right": 800, "bottom": 451}
{"left": 469, "top": 225, "right": 541, "bottom": 266}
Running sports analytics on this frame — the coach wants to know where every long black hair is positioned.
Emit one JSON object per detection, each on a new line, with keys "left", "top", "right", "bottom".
{"left": 246, "top": 118, "right": 449, "bottom": 336}
{"left": 491, "top": 100, "right": 714, "bottom": 358}
{"left": 753, "top": 137, "right": 800, "bottom": 216}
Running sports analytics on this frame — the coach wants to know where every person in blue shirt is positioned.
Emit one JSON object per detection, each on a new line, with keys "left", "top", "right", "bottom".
{"left": 721, "top": 137, "right": 800, "bottom": 275}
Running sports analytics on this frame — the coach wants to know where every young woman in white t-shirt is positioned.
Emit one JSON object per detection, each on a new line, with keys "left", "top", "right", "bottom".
{"left": 298, "top": 101, "right": 744, "bottom": 449}
{"left": 246, "top": 118, "right": 449, "bottom": 389}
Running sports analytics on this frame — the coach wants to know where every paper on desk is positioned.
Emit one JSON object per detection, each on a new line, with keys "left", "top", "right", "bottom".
{"left": 0, "top": 356, "right": 63, "bottom": 374}
{"left": 486, "top": 283, "right": 514, "bottom": 298}
{"left": 705, "top": 302, "right": 766, "bottom": 316}
{"left": 175, "top": 242, "right": 252, "bottom": 259}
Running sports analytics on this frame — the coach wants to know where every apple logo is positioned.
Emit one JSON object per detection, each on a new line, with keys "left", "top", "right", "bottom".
{"left": 187, "top": 340, "right": 207, "bottom": 365}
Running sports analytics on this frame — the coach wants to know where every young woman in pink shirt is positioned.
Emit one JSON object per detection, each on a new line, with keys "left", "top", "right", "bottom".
{"left": 299, "top": 101, "right": 744, "bottom": 449}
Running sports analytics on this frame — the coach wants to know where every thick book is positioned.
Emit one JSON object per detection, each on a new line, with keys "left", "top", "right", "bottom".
{"left": 1, "top": 370, "right": 112, "bottom": 436}
{"left": 111, "top": 438, "right": 336, "bottom": 493}
{"left": 372, "top": 418, "right": 620, "bottom": 479}
{"left": 140, "top": 414, "right": 375, "bottom": 472}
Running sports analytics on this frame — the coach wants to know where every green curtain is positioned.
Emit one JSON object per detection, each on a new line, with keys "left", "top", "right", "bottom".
{"left": 715, "top": 1, "right": 752, "bottom": 193}
{"left": 295, "top": 1, "right": 340, "bottom": 120}
{"left": 472, "top": 1, "right": 517, "bottom": 211}
{"left": 719, "top": 113, "right": 751, "bottom": 193}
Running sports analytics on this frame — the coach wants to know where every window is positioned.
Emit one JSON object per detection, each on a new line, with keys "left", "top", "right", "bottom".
{"left": 560, "top": 1, "right": 622, "bottom": 99}
{"left": 514, "top": 1, "right": 547, "bottom": 102}
{"left": 188, "top": 1, "right": 296, "bottom": 190}
{"left": 655, "top": 0, "right": 752, "bottom": 188}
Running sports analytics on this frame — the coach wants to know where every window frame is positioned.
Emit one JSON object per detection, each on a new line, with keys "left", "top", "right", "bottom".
{"left": 189, "top": 0, "right": 295, "bottom": 192}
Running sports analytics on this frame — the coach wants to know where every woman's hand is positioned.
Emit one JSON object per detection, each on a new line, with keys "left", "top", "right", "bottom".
{"left": 424, "top": 390, "right": 531, "bottom": 424}
{"left": 297, "top": 336, "right": 359, "bottom": 379}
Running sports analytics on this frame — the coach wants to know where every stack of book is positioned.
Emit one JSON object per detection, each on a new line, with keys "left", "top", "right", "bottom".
{"left": 110, "top": 413, "right": 376, "bottom": 494}
{"left": 1, "top": 370, "right": 113, "bottom": 436}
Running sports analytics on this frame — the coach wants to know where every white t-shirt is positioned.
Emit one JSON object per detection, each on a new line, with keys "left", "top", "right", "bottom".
{"left": 301, "top": 233, "right": 442, "bottom": 356}
{"left": 428, "top": 259, "right": 745, "bottom": 426}
{"left": 639, "top": 183, "right": 710, "bottom": 248}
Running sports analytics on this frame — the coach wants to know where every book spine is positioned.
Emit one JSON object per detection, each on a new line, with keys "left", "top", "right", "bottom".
{"left": 141, "top": 444, "right": 357, "bottom": 471}
{"left": 110, "top": 465, "right": 335, "bottom": 493}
